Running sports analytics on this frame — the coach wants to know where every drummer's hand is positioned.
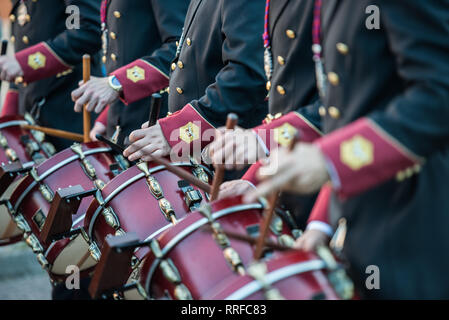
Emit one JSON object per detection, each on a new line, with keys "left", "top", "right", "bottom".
{"left": 123, "top": 123, "right": 171, "bottom": 161}
{"left": 218, "top": 180, "right": 256, "bottom": 200}
{"left": 243, "top": 143, "right": 330, "bottom": 203}
{"left": 294, "top": 229, "right": 330, "bottom": 252}
{"left": 0, "top": 56, "right": 23, "bottom": 82}
{"left": 72, "top": 76, "right": 119, "bottom": 113}
{"left": 209, "top": 127, "right": 267, "bottom": 170}
{"left": 89, "top": 122, "right": 106, "bottom": 142}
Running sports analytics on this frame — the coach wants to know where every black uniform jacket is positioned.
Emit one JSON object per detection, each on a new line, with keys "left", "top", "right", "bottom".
{"left": 314, "top": 0, "right": 449, "bottom": 299}
{"left": 241, "top": 0, "right": 322, "bottom": 228}
{"left": 9, "top": 0, "right": 103, "bottom": 150}
{"left": 158, "top": 0, "right": 268, "bottom": 153}
{"left": 102, "top": 0, "right": 188, "bottom": 144}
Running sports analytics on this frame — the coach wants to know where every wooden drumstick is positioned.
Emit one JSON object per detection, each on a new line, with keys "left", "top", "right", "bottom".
{"left": 83, "top": 54, "right": 91, "bottom": 143}
{"left": 21, "top": 124, "right": 84, "bottom": 142}
{"left": 209, "top": 113, "right": 239, "bottom": 201}
{"left": 253, "top": 134, "right": 298, "bottom": 260}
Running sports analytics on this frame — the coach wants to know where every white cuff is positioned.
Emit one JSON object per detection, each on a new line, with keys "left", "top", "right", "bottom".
{"left": 306, "top": 221, "right": 334, "bottom": 237}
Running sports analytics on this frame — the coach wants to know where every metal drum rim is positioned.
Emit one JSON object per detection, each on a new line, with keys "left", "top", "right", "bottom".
{"left": 86, "top": 162, "right": 212, "bottom": 240}
{"left": 144, "top": 202, "right": 264, "bottom": 296}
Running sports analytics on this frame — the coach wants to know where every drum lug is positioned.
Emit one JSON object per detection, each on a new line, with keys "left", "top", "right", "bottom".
{"left": 89, "top": 241, "right": 101, "bottom": 262}
{"left": 248, "top": 262, "right": 285, "bottom": 300}
{"left": 115, "top": 228, "right": 126, "bottom": 237}
{"left": 14, "top": 214, "right": 31, "bottom": 233}
{"left": 31, "top": 129, "right": 45, "bottom": 143}
{"left": 71, "top": 143, "right": 97, "bottom": 179}
{"left": 158, "top": 199, "right": 177, "bottom": 224}
{"left": 198, "top": 204, "right": 213, "bottom": 221}
{"left": 148, "top": 176, "right": 163, "bottom": 199}
{"left": 21, "top": 135, "right": 40, "bottom": 156}
{"left": 0, "top": 132, "right": 8, "bottom": 148}
{"left": 36, "top": 253, "right": 51, "bottom": 271}
{"left": 39, "top": 183, "right": 54, "bottom": 202}
{"left": 5, "top": 148, "right": 18, "bottom": 162}
{"left": 131, "top": 256, "right": 140, "bottom": 270}
{"left": 174, "top": 284, "right": 193, "bottom": 300}
{"left": 30, "top": 167, "right": 54, "bottom": 202}
{"left": 277, "top": 234, "right": 295, "bottom": 248}
{"left": 24, "top": 233, "right": 43, "bottom": 253}
{"left": 150, "top": 239, "right": 163, "bottom": 259}
{"left": 95, "top": 179, "right": 106, "bottom": 190}
{"left": 223, "top": 247, "right": 245, "bottom": 276}
{"left": 102, "top": 207, "right": 120, "bottom": 230}
{"left": 269, "top": 215, "right": 283, "bottom": 236}
{"left": 316, "top": 246, "right": 354, "bottom": 300}
{"left": 137, "top": 161, "right": 151, "bottom": 177}
{"left": 160, "top": 259, "right": 182, "bottom": 284}
{"left": 137, "top": 162, "right": 164, "bottom": 199}
{"left": 193, "top": 166, "right": 209, "bottom": 185}
{"left": 41, "top": 142, "right": 56, "bottom": 156}
{"left": 211, "top": 222, "right": 230, "bottom": 248}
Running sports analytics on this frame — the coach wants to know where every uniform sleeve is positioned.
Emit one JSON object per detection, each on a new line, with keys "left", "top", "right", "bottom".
{"left": 15, "top": 0, "right": 102, "bottom": 83}
{"left": 111, "top": 0, "right": 188, "bottom": 105}
{"left": 243, "top": 102, "right": 323, "bottom": 185}
{"left": 316, "top": 0, "right": 449, "bottom": 198}
{"left": 306, "top": 184, "right": 333, "bottom": 237}
{"left": 159, "top": 0, "right": 268, "bottom": 152}
{"left": 0, "top": 84, "right": 19, "bottom": 116}
{"left": 253, "top": 102, "right": 323, "bottom": 154}
{"left": 95, "top": 106, "right": 109, "bottom": 126}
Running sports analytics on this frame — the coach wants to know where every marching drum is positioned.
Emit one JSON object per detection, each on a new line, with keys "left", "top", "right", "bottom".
{"left": 83, "top": 160, "right": 213, "bottom": 297}
{"left": 0, "top": 115, "right": 55, "bottom": 246}
{"left": 135, "top": 196, "right": 298, "bottom": 300}
{"left": 5, "top": 141, "right": 123, "bottom": 280}
{"left": 205, "top": 250, "right": 354, "bottom": 300}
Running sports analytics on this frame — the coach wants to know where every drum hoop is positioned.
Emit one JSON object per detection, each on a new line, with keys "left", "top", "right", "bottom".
{"left": 87, "top": 162, "right": 211, "bottom": 240}
{"left": 13, "top": 147, "right": 112, "bottom": 212}
{"left": 224, "top": 260, "right": 327, "bottom": 300}
{"left": 145, "top": 203, "right": 264, "bottom": 296}
{"left": 0, "top": 120, "right": 28, "bottom": 130}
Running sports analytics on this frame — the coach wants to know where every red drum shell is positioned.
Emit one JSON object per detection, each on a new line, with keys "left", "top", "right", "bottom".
{"left": 8, "top": 142, "right": 117, "bottom": 280}
{"left": 84, "top": 162, "right": 212, "bottom": 261}
{"left": 0, "top": 116, "right": 50, "bottom": 246}
{"left": 205, "top": 250, "right": 340, "bottom": 300}
{"left": 138, "top": 196, "right": 292, "bottom": 300}
{"left": 0, "top": 115, "right": 48, "bottom": 164}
